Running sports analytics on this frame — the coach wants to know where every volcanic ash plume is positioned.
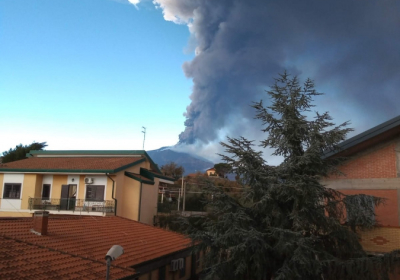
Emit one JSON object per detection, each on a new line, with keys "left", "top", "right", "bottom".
{"left": 150, "top": 0, "right": 400, "bottom": 145}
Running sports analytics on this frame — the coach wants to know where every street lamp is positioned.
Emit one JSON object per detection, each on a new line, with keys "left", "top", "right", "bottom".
{"left": 105, "top": 245, "right": 124, "bottom": 280}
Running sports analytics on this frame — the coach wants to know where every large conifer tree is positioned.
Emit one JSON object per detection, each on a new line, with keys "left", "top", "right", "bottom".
{"left": 185, "top": 72, "right": 399, "bottom": 280}
{"left": 2, "top": 141, "right": 47, "bottom": 163}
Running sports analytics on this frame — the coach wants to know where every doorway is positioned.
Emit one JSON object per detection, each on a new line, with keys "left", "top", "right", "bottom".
{"left": 60, "top": 184, "right": 77, "bottom": 210}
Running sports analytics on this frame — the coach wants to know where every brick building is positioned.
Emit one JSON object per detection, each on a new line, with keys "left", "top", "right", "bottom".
{"left": 323, "top": 115, "right": 400, "bottom": 253}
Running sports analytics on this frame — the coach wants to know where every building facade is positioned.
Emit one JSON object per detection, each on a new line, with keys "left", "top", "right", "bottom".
{"left": 323, "top": 115, "right": 400, "bottom": 253}
{"left": 0, "top": 150, "right": 174, "bottom": 225}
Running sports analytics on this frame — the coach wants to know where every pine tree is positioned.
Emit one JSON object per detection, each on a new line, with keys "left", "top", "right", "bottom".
{"left": 2, "top": 141, "right": 47, "bottom": 163}
{"left": 183, "top": 72, "right": 400, "bottom": 280}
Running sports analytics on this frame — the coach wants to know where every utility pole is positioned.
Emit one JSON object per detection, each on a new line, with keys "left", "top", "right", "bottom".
{"left": 142, "top": 126, "right": 146, "bottom": 150}
{"left": 180, "top": 176, "right": 184, "bottom": 212}
{"left": 178, "top": 176, "right": 184, "bottom": 211}
{"left": 183, "top": 181, "right": 186, "bottom": 212}
{"left": 177, "top": 188, "right": 180, "bottom": 211}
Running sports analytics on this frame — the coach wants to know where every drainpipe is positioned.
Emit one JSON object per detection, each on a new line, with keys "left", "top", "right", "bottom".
{"left": 138, "top": 181, "right": 143, "bottom": 222}
{"left": 106, "top": 174, "right": 117, "bottom": 216}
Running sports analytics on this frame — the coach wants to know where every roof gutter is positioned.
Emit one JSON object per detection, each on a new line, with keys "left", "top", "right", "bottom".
{"left": 106, "top": 174, "right": 117, "bottom": 216}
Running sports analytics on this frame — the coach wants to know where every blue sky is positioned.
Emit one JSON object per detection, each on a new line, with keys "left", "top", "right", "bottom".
{"left": 0, "top": 0, "right": 192, "bottom": 152}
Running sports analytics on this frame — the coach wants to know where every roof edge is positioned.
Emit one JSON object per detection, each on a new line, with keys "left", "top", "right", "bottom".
{"left": 0, "top": 168, "right": 112, "bottom": 173}
{"left": 124, "top": 171, "right": 155, "bottom": 185}
{"left": 113, "top": 158, "right": 146, "bottom": 173}
{"left": 324, "top": 115, "right": 400, "bottom": 158}
{"left": 28, "top": 150, "right": 147, "bottom": 155}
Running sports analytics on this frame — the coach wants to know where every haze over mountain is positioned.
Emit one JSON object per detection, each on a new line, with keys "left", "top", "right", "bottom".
{"left": 147, "top": 147, "right": 213, "bottom": 175}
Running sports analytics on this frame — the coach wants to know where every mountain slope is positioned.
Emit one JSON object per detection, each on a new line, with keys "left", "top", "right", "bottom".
{"left": 147, "top": 147, "right": 213, "bottom": 175}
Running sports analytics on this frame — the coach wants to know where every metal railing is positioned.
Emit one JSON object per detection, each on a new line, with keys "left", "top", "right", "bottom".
{"left": 28, "top": 197, "right": 115, "bottom": 214}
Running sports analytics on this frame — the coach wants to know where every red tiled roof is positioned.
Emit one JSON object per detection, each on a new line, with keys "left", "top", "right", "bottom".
{"left": 0, "top": 157, "right": 144, "bottom": 172}
{"left": 0, "top": 236, "right": 134, "bottom": 280}
{"left": 0, "top": 216, "right": 191, "bottom": 279}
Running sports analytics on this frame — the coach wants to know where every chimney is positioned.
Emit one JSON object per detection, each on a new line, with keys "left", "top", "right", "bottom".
{"left": 31, "top": 211, "right": 49, "bottom": 235}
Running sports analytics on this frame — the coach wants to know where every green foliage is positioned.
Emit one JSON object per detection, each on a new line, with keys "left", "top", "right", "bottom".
{"left": 157, "top": 213, "right": 205, "bottom": 233}
{"left": 160, "top": 162, "right": 185, "bottom": 180}
{"left": 2, "top": 142, "right": 47, "bottom": 163}
{"left": 181, "top": 72, "right": 400, "bottom": 280}
{"left": 214, "top": 162, "right": 231, "bottom": 177}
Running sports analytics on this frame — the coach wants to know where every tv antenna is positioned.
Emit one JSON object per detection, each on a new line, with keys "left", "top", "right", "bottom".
{"left": 142, "top": 126, "right": 146, "bottom": 150}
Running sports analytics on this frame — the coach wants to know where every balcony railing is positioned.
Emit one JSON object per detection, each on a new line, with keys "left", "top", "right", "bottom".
{"left": 28, "top": 198, "right": 115, "bottom": 214}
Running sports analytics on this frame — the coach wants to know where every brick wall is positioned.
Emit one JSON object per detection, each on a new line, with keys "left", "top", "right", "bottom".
{"left": 359, "top": 226, "right": 400, "bottom": 253}
{"left": 329, "top": 142, "right": 397, "bottom": 179}
{"left": 359, "top": 226, "right": 400, "bottom": 280}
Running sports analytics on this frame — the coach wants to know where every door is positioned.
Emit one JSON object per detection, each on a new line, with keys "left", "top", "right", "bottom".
{"left": 60, "top": 185, "right": 77, "bottom": 210}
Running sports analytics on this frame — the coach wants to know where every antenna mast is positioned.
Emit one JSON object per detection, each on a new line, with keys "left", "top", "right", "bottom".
{"left": 142, "top": 126, "right": 146, "bottom": 150}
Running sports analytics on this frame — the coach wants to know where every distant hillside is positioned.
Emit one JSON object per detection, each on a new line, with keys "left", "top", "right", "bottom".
{"left": 147, "top": 147, "right": 213, "bottom": 175}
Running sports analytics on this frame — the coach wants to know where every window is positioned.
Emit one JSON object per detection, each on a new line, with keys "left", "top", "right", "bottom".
{"left": 344, "top": 194, "right": 375, "bottom": 226}
{"left": 179, "top": 258, "right": 186, "bottom": 278}
{"left": 3, "top": 183, "right": 21, "bottom": 199}
{"left": 85, "top": 185, "right": 105, "bottom": 201}
{"left": 42, "top": 184, "right": 51, "bottom": 200}
{"left": 158, "top": 266, "right": 165, "bottom": 280}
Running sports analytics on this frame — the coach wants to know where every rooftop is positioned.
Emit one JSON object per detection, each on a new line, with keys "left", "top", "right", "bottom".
{"left": 0, "top": 157, "right": 145, "bottom": 173}
{"left": 325, "top": 115, "right": 400, "bottom": 158}
{"left": 0, "top": 215, "right": 191, "bottom": 279}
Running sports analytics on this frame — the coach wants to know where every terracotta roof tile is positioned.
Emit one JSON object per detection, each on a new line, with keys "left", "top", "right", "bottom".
{"left": 0, "top": 216, "right": 192, "bottom": 280}
{"left": 0, "top": 236, "right": 134, "bottom": 280}
{"left": 0, "top": 157, "right": 144, "bottom": 172}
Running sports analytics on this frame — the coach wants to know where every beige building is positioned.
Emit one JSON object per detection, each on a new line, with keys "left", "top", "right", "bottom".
{"left": 0, "top": 150, "right": 174, "bottom": 224}
{"left": 205, "top": 167, "right": 217, "bottom": 176}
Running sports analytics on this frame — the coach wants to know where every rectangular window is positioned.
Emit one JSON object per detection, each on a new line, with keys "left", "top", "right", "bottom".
{"left": 344, "top": 195, "right": 375, "bottom": 226}
{"left": 42, "top": 184, "right": 51, "bottom": 200}
{"left": 179, "top": 258, "right": 186, "bottom": 278}
{"left": 158, "top": 266, "right": 166, "bottom": 280}
{"left": 3, "top": 183, "right": 21, "bottom": 199}
{"left": 85, "top": 185, "right": 105, "bottom": 201}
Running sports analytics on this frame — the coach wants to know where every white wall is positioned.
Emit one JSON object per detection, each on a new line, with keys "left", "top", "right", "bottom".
{"left": 1, "top": 174, "right": 24, "bottom": 210}
{"left": 42, "top": 175, "right": 53, "bottom": 200}
{"left": 84, "top": 175, "right": 107, "bottom": 207}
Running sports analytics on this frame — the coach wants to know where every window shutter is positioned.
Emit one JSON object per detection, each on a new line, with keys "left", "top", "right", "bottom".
{"left": 96, "top": 186, "right": 105, "bottom": 201}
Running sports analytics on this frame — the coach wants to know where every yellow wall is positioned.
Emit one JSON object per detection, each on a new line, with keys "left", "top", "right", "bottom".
{"left": 21, "top": 174, "right": 39, "bottom": 209}
{"left": 114, "top": 160, "right": 149, "bottom": 221}
{"left": 51, "top": 175, "right": 68, "bottom": 199}
{"left": 115, "top": 170, "right": 126, "bottom": 216}
{"left": 0, "top": 212, "right": 31, "bottom": 217}
{"left": 124, "top": 163, "right": 142, "bottom": 174}
{"left": 78, "top": 175, "right": 85, "bottom": 199}
{"left": 106, "top": 176, "right": 115, "bottom": 200}
{"left": 0, "top": 173, "right": 3, "bottom": 208}
{"left": 34, "top": 174, "right": 43, "bottom": 198}
{"left": 140, "top": 178, "right": 159, "bottom": 225}
{"left": 117, "top": 172, "right": 141, "bottom": 221}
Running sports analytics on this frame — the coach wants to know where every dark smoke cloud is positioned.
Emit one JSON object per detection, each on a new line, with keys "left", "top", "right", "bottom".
{"left": 152, "top": 0, "right": 400, "bottom": 144}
